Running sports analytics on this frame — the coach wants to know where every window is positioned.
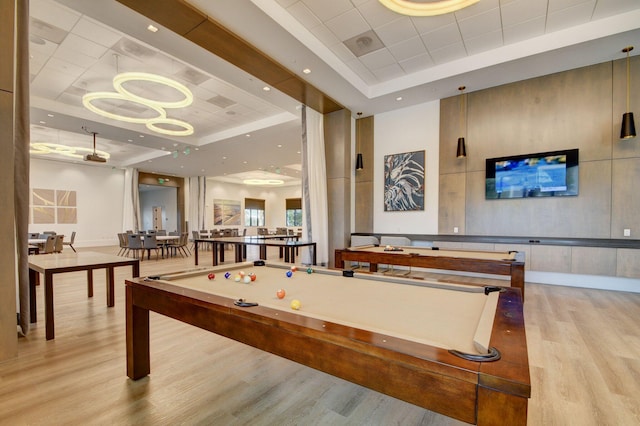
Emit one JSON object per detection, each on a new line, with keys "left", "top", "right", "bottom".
{"left": 244, "top": 198, "right": 265, "bottom": 227}
{"left": 285, "top": 198, "right": 302, "bottom": 227}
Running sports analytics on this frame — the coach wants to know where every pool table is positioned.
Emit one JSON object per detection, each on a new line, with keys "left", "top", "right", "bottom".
{"left": 335, "top": 245, "right": 526, "bottom": 299}
{"left": 126, "top": 262, "right": 529, "bottom": 424}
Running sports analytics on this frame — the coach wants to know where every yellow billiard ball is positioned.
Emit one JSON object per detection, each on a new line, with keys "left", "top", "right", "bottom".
{"left": 290, "top": 299, "right": 301, "bottom": 310}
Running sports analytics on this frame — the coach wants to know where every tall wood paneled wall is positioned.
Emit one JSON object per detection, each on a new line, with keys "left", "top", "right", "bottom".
{"left": 0, "top": 0, "right": 18, "bottom": 361}
{"left": 355, "top": 116, "right": 374, "bottom": 233}
{"left": 439, "top": 58, "right": 640, "bottom": 240}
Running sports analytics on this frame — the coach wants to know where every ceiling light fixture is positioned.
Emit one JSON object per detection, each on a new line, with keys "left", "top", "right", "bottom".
{"left": 620, "top": 46, "right": 636, "bottom": 139}
{"left": 30, "top": 142, "right": 111, "bottom": 161}
{"left": 147, "top": 24, "right": 158, "bottom": 33}
{"left": 243, "top": 179, "right": 284, "bottom": 186}
{"left": 379, "top": 0, "right": 479, "bottom": 16}
{"left": 82, "top": 72, "right": 194, "bottom": 136}
{"left": 456, "top": 86, "right": 467, "bottom": 158}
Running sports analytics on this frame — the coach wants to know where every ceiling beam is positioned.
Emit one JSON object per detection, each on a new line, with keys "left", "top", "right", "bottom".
{"left": 115, "top": 0, "right": 345, "bottom": 115}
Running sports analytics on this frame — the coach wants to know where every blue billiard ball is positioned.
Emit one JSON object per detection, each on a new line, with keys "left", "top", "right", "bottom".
{"left": 224, "top": 272, "right": 231, "bottom": 279}
{"left": 286, "top": 270, "right": 293, "bottom": 278}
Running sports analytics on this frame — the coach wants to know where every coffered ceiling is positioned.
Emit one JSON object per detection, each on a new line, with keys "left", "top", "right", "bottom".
{"left": 28, "top": 0, "right": 640, "bottom": 184}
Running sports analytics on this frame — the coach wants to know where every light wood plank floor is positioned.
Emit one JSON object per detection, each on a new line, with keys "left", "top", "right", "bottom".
{"left": 1, "top": 245, "right": 639, "bottom": 425}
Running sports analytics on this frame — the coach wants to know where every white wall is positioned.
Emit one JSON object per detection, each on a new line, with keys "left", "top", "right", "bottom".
{"left": 206, "top": 180, "right": 301, "bottom": 234}
{"left": 139, "top": 186, "right": 178, "bottom": 232}
{"left": 373, "top": 100, "right": 440, "bottom": 234}
{"left": 29, "top": 158, "right": 125, "bottom": 247}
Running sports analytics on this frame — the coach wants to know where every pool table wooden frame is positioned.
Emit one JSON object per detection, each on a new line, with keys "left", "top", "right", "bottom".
{"left": 335, "top": 246, "right": 526, "bottom": 299}
{"left": 125, "top": 266, "right": 530, "bottom": 425}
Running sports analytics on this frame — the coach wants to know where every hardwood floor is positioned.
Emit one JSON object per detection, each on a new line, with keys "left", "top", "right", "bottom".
{"left": 2, "top": 246, "right": 639, "bottom": 425}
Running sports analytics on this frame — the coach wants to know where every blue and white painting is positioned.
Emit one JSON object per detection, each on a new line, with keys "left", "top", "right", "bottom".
{"left": 384, "top": 150, "right": 425, "bottom": 212}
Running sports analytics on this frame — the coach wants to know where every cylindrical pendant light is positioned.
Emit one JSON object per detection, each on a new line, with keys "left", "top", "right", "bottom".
{"left": 356, "top": 112, "right": 364, "bottom": 170}
{"left": 457, "top": 86, "right": 467, "bottom": 158}
{"left": 621, "top": 46, "right": 636, "bottom": 139}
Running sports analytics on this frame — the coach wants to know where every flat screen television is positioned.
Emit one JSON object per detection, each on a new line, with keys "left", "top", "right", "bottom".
{"left": 485, "top": 149, "right": 579, "bottom": 199}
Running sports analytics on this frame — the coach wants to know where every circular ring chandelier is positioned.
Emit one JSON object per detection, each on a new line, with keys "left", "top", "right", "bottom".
{"left": 378, "top": 0, "right": 479, "bottom": 16}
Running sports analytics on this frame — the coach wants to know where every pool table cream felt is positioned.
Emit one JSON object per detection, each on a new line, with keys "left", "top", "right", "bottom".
{"left": 153, "top": 263, "right": 499, "bottom": 356}
{"left": 349, "top": 244, "right": 517, "bottom": 261}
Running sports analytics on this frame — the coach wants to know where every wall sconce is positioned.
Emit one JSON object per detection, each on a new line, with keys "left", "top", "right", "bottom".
{"left": 456, "top": 86, "right": 467, "bottom": 158}
{"left": 356, "top": 112, "right": 364, "bottom": 170}
{"left": 621, "top": 46, "right": 636, "bottom": 139}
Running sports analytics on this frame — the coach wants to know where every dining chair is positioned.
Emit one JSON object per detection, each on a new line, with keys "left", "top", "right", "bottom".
{"left": 143, "top": 234, "right": 160, "bottom": 261}
{"left": 169, "top": 232, "right": 190, "bottom": 258}
{"left": 127, "top": 234, "right": 144, "bottom": 259}
{"left": 53, "top": 235, "right": 64, "bottom": 253}
{"left": 117, "top": 233, "right": 129, "bottom": 257}
{"left": 156, "top": 230, "right": 167, "bottom": 236}
{"left": 63, "top": 231, "right": 77, "bottom": 252}
{"left": 42, "top": 235, "right": 56, "bottom": 254}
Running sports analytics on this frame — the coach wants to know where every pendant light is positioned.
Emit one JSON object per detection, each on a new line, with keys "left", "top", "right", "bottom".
{"left": 620, "top": 46, "right": 636, "bottom": 139}
{"left": 456, "top": 86, "right": 467, "bottom": 158}
{"left": 356, "top": 112, "right": 364, "bottom": 170}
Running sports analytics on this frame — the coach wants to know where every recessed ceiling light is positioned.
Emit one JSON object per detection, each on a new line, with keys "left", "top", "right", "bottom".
{"left": 277, "top": 144, "right": 282, "bottom": 148}
{"left": 243, "top": 161, "right": 248, "bottom": 164}
{"left": 396, "top": 96, "right": 403, "bottom": 101}
{"left": 39, "top": 121, "right": 46, "bottom": 124}
{"left": 263, "top": 86, "right": 271, "bottom": 91}
{"left": 127, "top": 139, "right": 133, "bottom": 142}
{"left": 246, "top": 134, "right": 251, "bottom": 137}
{"left": 147, "top": 24, "right": 158, "bottom": 33}
{"left": 47, "top": 114, "right": 54, "bottom": 117}
{"left": 302, "top": 68, "right": 311, "bottom": 74}
{"left": 139, "top": 135, "right": 144, "bottom": 138}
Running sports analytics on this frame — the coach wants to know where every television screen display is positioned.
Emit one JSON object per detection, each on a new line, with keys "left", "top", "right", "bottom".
{"left": 486, "top": 149, "right": 578, "bottom": 199}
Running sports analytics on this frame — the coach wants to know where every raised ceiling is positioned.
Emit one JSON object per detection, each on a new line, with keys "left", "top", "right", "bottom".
{"left": 28, "top": 0, "right": 640, "bottom": 182}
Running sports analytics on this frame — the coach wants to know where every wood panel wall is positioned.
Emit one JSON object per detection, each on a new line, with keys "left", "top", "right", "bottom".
{"left": 355, "top": 116, "right": 374, "bottom": 233}
{"left": 0, "top": 0, "right": 18, "bottom": 361}
{"left": 439, "top": 58, "right": 640, "bottom": 240}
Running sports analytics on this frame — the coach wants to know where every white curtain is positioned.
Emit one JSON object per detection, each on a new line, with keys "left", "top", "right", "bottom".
{"left": 301, "top": 105, "right": 329, "bottom": 266}
{"left": 123, "top": 168, "right": 140, "bottom": 232}
{"left": 188, "top": 176, "right": 206, "bottom": 234}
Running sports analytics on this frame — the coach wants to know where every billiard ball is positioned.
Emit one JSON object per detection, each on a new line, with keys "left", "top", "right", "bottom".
{"left": 286, "top": 270, "right": 293, "bottom": 278}
{"left": 276, "top": 288, "right": 286, "bottom": 299}
{"left": 250, "top": 273, "right": 257, "bottom": 281}
{"left": 234, "top": 275, "right": 241, "bottom": 282}
{"left": 290, "top": 266, "right": 297, "bottom": 272}
{"left": 207, "top": 273, "right": 215, "bottom": 280}
{"left": 290, "top": 299, "right": 301, "bottom": 310}
{"left": 224, "top": 272, "right": 231, "bottom": 279}
{"left": 239, "top": 271, "right": 245, "bottom": 278}
{"left": 306, "top": 267, "right": 313, "bottom": 274}
{"left": 243, "top": 276, "right": 251, "bottom": 284}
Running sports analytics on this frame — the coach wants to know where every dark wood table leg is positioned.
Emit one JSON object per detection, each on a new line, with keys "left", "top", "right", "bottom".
{"left": 29, "top": 268, "right": 37, "bottom": 323}
{"left": 126, "top": 286, "right": 150, "bottom": 380}
{"left": 45, "top": 271, "right": 55, "bottom": 340}
{"left": 195, "top": 241, "right": 200, "bottom": 265}
{"left": 212, "top": 243, "right": 219, "bottom": 266}
{"left": 312, "top": 244, "right": 317, "bottom": 265}
{"left": 235, "top": 244, "right": 243, "bottom": 263}
{"left": 259, "top": 244, "right": 267, "bottom": 260}
{"left": 87, "top": 269, "right": 94, "bottom": 298}
{"left": 106, "top": 267, "right": 115, "bottom": 307}
{"left": 219, "top": 243, "right": 225, "bottom": 263}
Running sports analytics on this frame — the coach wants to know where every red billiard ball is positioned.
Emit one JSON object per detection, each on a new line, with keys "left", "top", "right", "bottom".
{"left": 207, "top": 273, "right": 215, "bottom": 280}
{"left": 250, "top": 273, "right": 257, "bottom": 281}
{"left": 276, "top": 288, "right": 286, "bottom": 299}
{"left": 290, "top": 266, "right": 297, "bottom": 272}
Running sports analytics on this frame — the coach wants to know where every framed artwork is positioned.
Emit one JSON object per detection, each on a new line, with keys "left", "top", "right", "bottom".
{"left": 213, "top": 199, "right": 241, "bottom": 225}
{"left": 31, "top": 188, "right": 77, "bottom": 224}
{"left": 384, "top": 150, "right": 425, "bottom": 211}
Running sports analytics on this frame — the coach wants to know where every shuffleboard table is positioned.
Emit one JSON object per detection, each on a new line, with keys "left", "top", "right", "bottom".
{"left": 335, "top": 244, "right": 526, "bottom": 299}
